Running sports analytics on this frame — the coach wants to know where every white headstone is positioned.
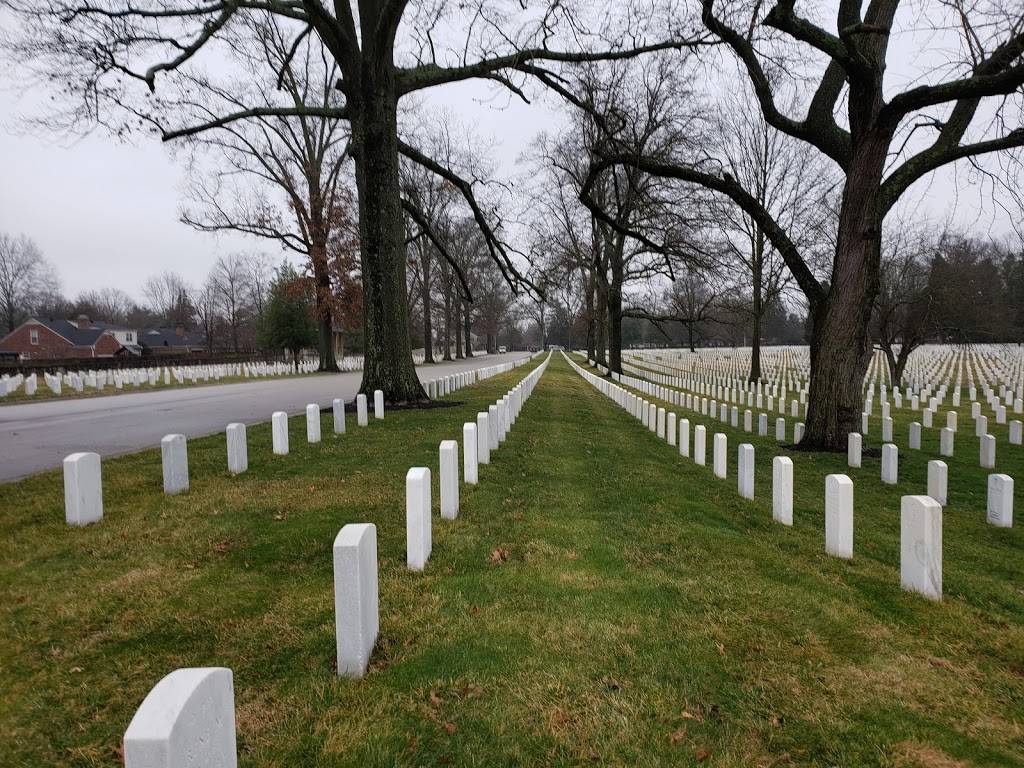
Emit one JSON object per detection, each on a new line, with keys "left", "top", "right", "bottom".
{"left": 825, "top": 474, "right": 854, "bottom": 559}
{"left": 772, "top": 456, "right": 793, "bottom": 526}
{"left": 775, "top": 417, "right": 786, "bottom": 442}
{"left": 160, "top": 434, "right": 189, "bottom": 495}
{"left": 476, "top": 413, "right": 491, "bottom": 465}
{"left": 123, "top": 668, "right": 236, "bottom": 768}
{"left": 847, "top": 433, "right": 861, "bottom": 468}
{"left": 226, "top": 423, "right": 247, "bottom": 475}
{"left": 940, "top": 428, "right": 954, "bottom": 457}
{"left": 357, "top": 394, "right": 368, "bottom": 427}
{"left": 900, "top": 495, "right": 942, "bottom": 601}
{"left": 694, "top": 425, "right": 707, "bottom": 466}
{"left": 63, "top": 452, "right": 103, "bottom": 526}
{"left": 713, "top": 433, "right": 727, "bottom": 479}
{"left": 980, "top": 434, "right": 996, "bottom": 469}
{"left": 374, "top": 390, "right": 384, "bottom": 420}
{"left": 738, "top": 444, "right": 754, "bottom": 499}
{"left": 306, "top": 404, "right": 321, "bottom": 444}
{"left": 987, "top": 474, "right": 1014, "bottom": 527}
{"left": 667, "top": 412, "right": 677, "bottom": 446}
{"left": 333, "top": 523, "right": 378, "bottom": 677}
{"left": 463, "top": 423, "right": 479, "bottom": 484}
{"left": 679, "top": 418, "right": 690, "bottom": 457}
{"left": 272, "top": 411, "right": 289, "bottom": 455}
{"left": 332, "top": 398, "right": 346, "bottom": 434}
{"left": 404, "top": 466, "right": 433, "bottom": 571}
{"left": 439, "top": 440, "right": 459, "bottom": 520}
{"left": 909, "top": 422, "right": 921, "bottom": 450}
{"left": 927, "top": 460, "right": 947, "bottom": 506}
{"left": 881, "top": 443, "right": 898, "bottom": 485}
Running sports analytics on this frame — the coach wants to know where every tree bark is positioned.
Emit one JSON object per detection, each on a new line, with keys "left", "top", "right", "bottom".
{"left": 352, "top": 74, "right": 426, "bottom": 403}
{"left": 421, "top": 245, "right": 434, "bottom": 363}
{"left": 803, "top": 141, "right": 887, "bottom": 450}
{"left": 607, "top": 252, "right": 624, "bottom": 373}
{"left": 749, "top": 244, "right": 763, "bottom": 383}
{"left": 463, "top": 298, "right": 472, "bottom": 358}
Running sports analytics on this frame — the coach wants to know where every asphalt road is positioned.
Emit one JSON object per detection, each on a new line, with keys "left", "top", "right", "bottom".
{"left": 0, "top": 352, "right": 530, "bottom": 483}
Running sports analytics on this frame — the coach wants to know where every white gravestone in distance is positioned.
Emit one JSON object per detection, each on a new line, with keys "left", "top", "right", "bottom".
{"left": 678, "top": 418, "right": 690, "bottom": 458}
{"left": 123, "top": 667, "right": 237, "bottom": 768}
{"left": 63, "top": 452, "right": 103, "bottom": 526}
{"left": 374, "top": 389, "right": 384, "bottom": 420}
{"left": 333, "top": 523, "right": 379, "bottom": 678}
{"left": 160, "top": 434, "right": 189, "bottom": 495}
{"left": 901, "top": 495, "right": 942, "bottom": 601}
{"left": 980, "top": 434, "right": 996, "bottom": 469}
{"left": 940, "top": 428, "right": 954, "bottom": 457}
{"left": 406, "top": 467, "right": 432, "bottom": 571}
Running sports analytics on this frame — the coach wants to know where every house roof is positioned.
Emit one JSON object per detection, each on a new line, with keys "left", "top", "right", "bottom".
{"left": 91, "top": 321, "right": 133, "bottom": 333}
{"left": 32, "top": 318, "right": 115, "bottom": 348}
{"left": 141, "top": 328, "right": 206, "bottom": 349}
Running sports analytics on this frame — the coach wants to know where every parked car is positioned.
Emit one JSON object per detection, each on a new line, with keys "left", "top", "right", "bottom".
{"left": 498, "top": 345, "right": 507, "bottom": 353}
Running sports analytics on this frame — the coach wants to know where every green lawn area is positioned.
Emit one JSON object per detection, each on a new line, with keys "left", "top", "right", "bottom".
{"left": 1, "top": 353, "right": 1022, "bottom": 767}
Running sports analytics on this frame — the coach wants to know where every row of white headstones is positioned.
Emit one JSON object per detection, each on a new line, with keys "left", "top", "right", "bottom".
{"left": 622, "top": 348, "right": 1024, "bottom": 460}
{"left": 69, "top": 354, "right": 545, "bottom": 768}
{"left": 565, "top": 352, "right": 1012, "bottom": 605}
{"left": 63, "top": 358, "right": 538, "bottom": 524}
{"left": 616, "top": 358, "right": 1018, "bottom": 516}
{"left": 0, "top": 360, "right": 320, "bottom": 398}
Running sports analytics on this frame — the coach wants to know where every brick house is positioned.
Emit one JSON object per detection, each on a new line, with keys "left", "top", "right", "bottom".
{"left": 0, "top": 315, "right": 128, "bottom": 360}
{"left": 140, "top": 325, "right": 206, "bottom": 355}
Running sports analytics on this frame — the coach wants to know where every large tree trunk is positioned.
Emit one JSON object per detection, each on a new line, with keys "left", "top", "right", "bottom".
{"left": 594, "top": 278, "right": 608, "bottom": 367}
{"left": 442, "top": 280, "right": 454, "bottom": 361}
{"left": 463, "top": 299, "right": 472, "bottom": 358}
{"left": 803, "top": 142, "right": 886, "bottom": 450}
{"left": 585, "top": 273, "right": 596, "bottom": 360}
{"left": 351, "top": 76, "right": 426, "bottom": 402}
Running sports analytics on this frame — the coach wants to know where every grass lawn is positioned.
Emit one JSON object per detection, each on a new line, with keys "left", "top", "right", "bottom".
{"left": 1, "top": 353, "right": 1022, "bottom": 767}
{"left": 0, "top": 370, "right": 324, "bottom": 406}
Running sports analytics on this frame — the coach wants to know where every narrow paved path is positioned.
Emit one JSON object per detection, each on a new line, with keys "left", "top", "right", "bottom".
{"left": 0, "top": 352, "right": 528, "bottom": 482}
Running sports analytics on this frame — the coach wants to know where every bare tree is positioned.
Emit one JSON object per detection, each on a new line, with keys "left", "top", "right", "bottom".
{"left": 208, "top": 254, "right": 255, "bottom": 353}
{"left": 74, "top": 288, "right": 136, "bottom": 324}
{"left": 873, "top": 221, "right": 934, "bottom": 387}
{"left": 711, "top": 91, "right": 835, "bottom": 381}
{"left": 143, "top": 271, "right": 192, "bottom": 324}
{"left": 10, "top": 0, "right": 701, "bottom": 401}
{"left": 574, "top": 2, "right": 1024, "bottom": 448}
{"left": 0, "top": 233, "right": 57, "bottom": 332}
{"left": 179, "top": 16, "right": 349, "bottom": 370}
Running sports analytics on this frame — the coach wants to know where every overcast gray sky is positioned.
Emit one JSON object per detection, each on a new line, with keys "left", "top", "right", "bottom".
{"left": 0, "top": 22, "right": 1018, "bottom": 307}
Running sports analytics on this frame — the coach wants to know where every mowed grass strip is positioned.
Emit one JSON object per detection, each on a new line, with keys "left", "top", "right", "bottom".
{"left": 0, "top": 354, "right": 1022, "bottom": 767}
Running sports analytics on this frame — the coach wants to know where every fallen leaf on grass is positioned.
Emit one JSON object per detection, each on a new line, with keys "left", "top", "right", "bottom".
{"left": 695, "top": 748, "right": 712, "bottom": 762}
{"left": 489, "top": 547, "right": 509, "bottom": 564}
{"left": 669, "top": 728, "right": 687, "bottom": 745}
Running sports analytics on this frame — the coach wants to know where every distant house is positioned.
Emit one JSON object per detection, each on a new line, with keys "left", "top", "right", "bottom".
{"left": 140, "top": 325, "right": 206, "bottom": 355}
{"left": 0, "top": 315, "right": 126, "bottom": 360}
